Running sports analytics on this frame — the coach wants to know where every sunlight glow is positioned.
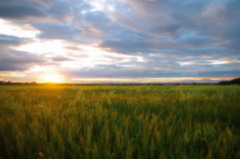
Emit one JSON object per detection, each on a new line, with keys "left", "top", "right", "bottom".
{"left": 40, "top": 74, "right": 65, "bottom": 83}
{"left": 179, "top": 61, "right": 195, "bottom": 66}
{"left": 0, "top": 19, "right": 40, "bottom": 38}
{"left": 30, "top": 66, "right": 56, "bottom": 73}
{"left": 15, "top": 40, "right": 67, "bottom": 55}
{"left": 209, "top": 60, "right": 229, "bottom": 65}
{"left": 0, "top": 72, "right": 25, "bottom": 77}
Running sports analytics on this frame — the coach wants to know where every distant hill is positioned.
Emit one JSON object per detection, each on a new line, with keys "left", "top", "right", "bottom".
{"left": 218, "top": 77, "right": 240, "bottom": 85}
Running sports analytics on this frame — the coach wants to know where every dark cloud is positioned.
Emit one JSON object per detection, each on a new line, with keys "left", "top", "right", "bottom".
{"left": 0, "top": 48, "right": 45, "bottom": 71}
{"left": 62, "top": 64, "right": 240, "bottom": 79}
{"left": 99, "top": 30, "right": 223, "bottom": 56}
{"left": 46, "top": 0, "right": 91, "bottom": 21}
{"left": 83, "top": 11, "right": 111, "bottom": 29}
{"left": 62, "top": 54, "right": 240, "bottom": 79}
{"left": 50, "top": 56, "right": 72, "bottom": 62}
{"left": 32, "top": 22, "right": 82, "bottom": 41}
{"left": 0, "top": 1, "right": 46, "bottom": 20}
{"left": 0, "top": 34, "right": 31, "bottom": 46}
{"left": 101, "top": 0, "right": 240, "bottom": 57}
{"left": 100, "top": 39, "right": 152, "bottom": 54}
{"left": 0, "top": 0, "right": 90, "bottom": 22}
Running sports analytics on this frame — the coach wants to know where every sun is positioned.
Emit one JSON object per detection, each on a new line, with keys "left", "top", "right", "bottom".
{"left": 40, "top": 74, "right": 65, "bottom": 83}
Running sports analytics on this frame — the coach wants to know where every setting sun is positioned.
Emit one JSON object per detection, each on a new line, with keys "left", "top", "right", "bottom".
{"left": 40, "top": 74, "right": 65, "bottom": 83}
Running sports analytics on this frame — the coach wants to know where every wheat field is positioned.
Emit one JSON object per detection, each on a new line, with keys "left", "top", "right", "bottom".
{"left": 0, "top": 85, "right": 240, "bottom": 159}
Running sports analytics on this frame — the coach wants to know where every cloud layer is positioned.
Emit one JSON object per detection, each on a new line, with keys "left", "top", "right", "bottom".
{"left": 0, "top": 0, "right": 239, "bottom": 82}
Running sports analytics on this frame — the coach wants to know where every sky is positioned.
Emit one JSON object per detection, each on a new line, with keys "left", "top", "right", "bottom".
{"left": 0, "top": 0, "right": 239, "bottom": 83}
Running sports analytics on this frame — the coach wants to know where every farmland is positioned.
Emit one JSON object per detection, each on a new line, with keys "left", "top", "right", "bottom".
{"left": 0, "top": 85, "right": 240, "bottom": 159}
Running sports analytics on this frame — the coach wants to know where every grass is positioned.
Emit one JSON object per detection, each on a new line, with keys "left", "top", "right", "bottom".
{"left": 0, "top": 85, "right": 240, "bottom": 159}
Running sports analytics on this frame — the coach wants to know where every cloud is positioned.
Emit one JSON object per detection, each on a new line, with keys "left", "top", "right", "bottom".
{"left": 0, "top": 0, "right": 90, "bottom": 22}
{"left": 0, "top": 34, "right": 31, "bottom": 46}
{"left": 0, "top": 0, "right": 239, "bottom": 81}
{"left": 32, "top": 22, "right": 82, "bottom": 41}
{"left": 62, "top": 65, "right": 238, "bottom": 79}
{"left": 61, "top": 54, "right": 240, "bottom": 79}
{"left": 100, "top": 0, "right": 240, "bottom": 56}
{"left": 0, "top": 48, "right": 45, "bottom": 71}
{"left": 50, "top": 56, "right": 72, "bottom": 61}
{"left": 0, "top": 1, "right": 46, "bottom": 20}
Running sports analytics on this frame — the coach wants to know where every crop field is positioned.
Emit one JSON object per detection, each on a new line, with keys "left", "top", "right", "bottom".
{"left": 0, "top": 85, "right": 240, "bottom": 159}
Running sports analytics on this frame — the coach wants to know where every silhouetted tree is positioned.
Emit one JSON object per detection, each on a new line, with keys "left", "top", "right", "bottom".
{"left": 218, "top": 77, "right": 240, "bottom": 85}
{"left": 230, "top": 77, "right": 240, "bottom": 84}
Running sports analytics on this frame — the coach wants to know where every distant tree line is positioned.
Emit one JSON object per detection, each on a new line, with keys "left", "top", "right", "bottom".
{"left": 0, "top": 81, "right": 71, "bottom": 85}
{"left": 0, "top": 81, "right": 38, "bottom": 85}
{"left": 218, "top": 77, "right": 240, "bottom": 85}
{"left": 1, "top": 78, "right": 239, "bottom": 85}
